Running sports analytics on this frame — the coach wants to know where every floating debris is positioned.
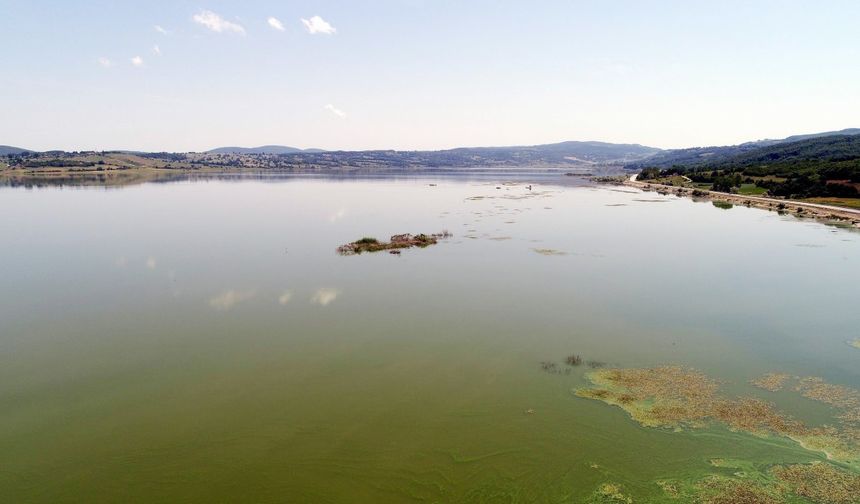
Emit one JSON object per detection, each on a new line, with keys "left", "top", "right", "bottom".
{"left": 750, "top": 373, "right": 791, "bottom": 392}
{"left": 848, "top": 339, "right": 860, "bottom": 350}
{"left": 337, "top": 231, "right": 452, "bottom": 255}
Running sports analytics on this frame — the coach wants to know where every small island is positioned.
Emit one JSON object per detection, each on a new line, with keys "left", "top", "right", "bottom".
{"left": 337, "top": 231, "right": 452, "bottom": 255}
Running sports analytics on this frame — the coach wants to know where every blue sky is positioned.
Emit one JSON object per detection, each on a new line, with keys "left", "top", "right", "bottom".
{"left": 1, "top": 0, "right": 859, "bottom": 151}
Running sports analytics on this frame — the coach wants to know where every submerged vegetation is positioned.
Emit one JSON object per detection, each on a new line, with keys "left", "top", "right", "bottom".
{"left": 337, "top": 231, "right": 451, "bottom": 255}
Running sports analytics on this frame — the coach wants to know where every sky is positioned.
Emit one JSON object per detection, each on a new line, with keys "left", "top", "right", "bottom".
{"left": 1, "top": 0, "right": 859, "bottom": 152}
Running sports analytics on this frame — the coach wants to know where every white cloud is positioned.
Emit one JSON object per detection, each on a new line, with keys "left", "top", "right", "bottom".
{"left": 154, "top": 25, "right": 168, "bottom": 35}
{"left": 145, "top": 256, "right": 156, "bottom": 269}
{"left": 278, "top": 290, "right": 293, "bottom": 305}
{"left": 152, "top": 45, "right": 161, "bottom": 56}
{"left": 311, "top": 288, "right": 341, "bottom": 306}
{"left": 324, "top": 104, "right": 346, "bottom": 118}
{"left": 131, "top": 56, "right": 144, "bottom": 67}
{"left": 193, "top": 10, "right": 245, "bottom": 35}
{"left": 301, "top": 15, "right": 336, "bottom": 35}
{"left": 267, "top": 17, "right": 285, "bottom": 31}
{"left": 209, "top": 289, "right": 256, "bottom": 310}
{"left": 98, "top": 57, "right": 112, "bottom": 68}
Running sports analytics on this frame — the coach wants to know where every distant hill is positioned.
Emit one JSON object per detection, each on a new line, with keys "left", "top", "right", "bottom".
{"left": 206, "top": 142, "right": 660, "bottom": 164}
{"left": 626, "top": 128, "right": 860, "bottom": 170}
{"left": 0, "top": 145, "right": 33, "bottom": 155}
{"left": 780, "top": 128, "right": 860, "bottom": 144}
{"left": 448, "top": 141, "right": 661, "bottom": 164}
{"left": 636, "top": 133, "right": 860, "bottom": 199}
{"left": 208, "top": 145, "right": 325, "bottom": 154}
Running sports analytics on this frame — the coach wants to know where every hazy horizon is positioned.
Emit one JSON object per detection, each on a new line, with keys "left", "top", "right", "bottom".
{"left": 2, "top": 1, "right": 859, "bottom": 152}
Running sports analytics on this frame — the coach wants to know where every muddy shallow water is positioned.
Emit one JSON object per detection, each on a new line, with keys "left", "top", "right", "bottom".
{"left": 1, "top": 175, "right": 858, "bottom": 502}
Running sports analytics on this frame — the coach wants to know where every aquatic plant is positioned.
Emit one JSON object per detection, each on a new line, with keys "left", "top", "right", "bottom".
{"left": 750, "top": 373, "right": 791, "bottom": 392}
{"left": 588, "top": 483, "right": 632, "bottom": 503}
{"left": 795, "top": 377, "right": 860, "bottom": 425}
{"left": 695, "top": 476, "right": 780, "bottom": 504}
{"left": 575, "top": 366, "right": 860, "bottom": 464}
{"left": 540, "top": 361, "right": 558, "bottom": 373}
{"left": 772, "top": 463, "right": 860, "bottom": 504}
{"left": 565, "top": 354, "right": 583, "bottom": 366}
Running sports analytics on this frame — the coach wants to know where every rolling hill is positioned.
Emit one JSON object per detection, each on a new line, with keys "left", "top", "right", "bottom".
{"left": 207, "top": 145, "right": 325, "bottom": 154}
{"left": 636, "top": 134, "right": 860, "bottom": 199}
{"left": 0, "top": 145, "right": 33, "bottom": 155}
{"left": 626, "top": 128, "right": 860, "bottom": 170}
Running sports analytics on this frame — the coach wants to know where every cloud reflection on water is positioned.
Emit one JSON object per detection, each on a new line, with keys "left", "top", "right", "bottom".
{"left": 311, "top": 288, "right": 340, "bottom": 306}
{"left": 209, "top": 289, "right": 256, "bottom": 311}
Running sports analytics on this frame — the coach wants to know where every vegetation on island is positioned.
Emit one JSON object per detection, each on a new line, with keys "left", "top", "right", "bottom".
{"left": 336, "top": 231, "right": 452, "bottom": 255}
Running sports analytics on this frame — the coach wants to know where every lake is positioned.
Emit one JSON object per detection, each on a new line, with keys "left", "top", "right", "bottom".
{"left": 1, "top": 175, "right": 858, "bottom": 503}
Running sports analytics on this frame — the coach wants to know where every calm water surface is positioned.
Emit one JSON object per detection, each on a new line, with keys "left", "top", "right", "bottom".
{"left": 1, "top": 176, "right": 858, "bottom": 502}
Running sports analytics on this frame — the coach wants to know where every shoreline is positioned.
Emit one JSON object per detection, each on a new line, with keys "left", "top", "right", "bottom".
{"left": 624, "top": 175, "right": 860, "bottom": 228}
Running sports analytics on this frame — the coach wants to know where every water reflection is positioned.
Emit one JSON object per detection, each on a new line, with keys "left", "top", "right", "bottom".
{"left": 278, "top": 290, "right": 293, "bottom": 305}
{"left": 311, "top": 288, "right": 341, "bottom": 306}
{"left": 209, "top": 289, "right": 256, "bottom": 311}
